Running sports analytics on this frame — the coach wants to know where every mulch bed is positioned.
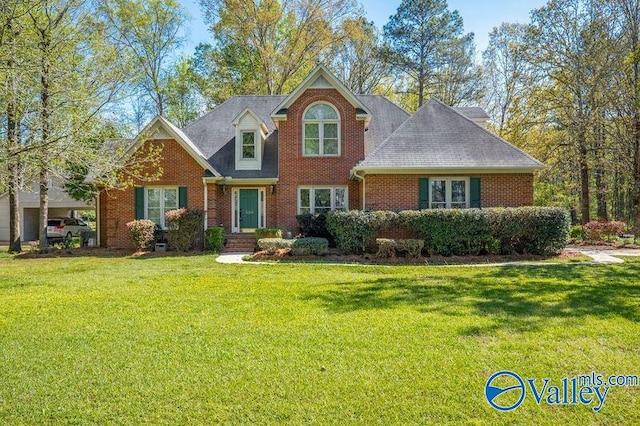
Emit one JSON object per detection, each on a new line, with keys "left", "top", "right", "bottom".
{"left": 250, "top": 248, "right": 586, "bottom": 265}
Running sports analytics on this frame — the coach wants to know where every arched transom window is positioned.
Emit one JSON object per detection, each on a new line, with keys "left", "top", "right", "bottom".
{"left": 303, "top": 103, "right": 340, "bottom": 156}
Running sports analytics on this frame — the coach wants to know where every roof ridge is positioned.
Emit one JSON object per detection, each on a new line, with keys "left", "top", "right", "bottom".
{"left": 431, "top": 99, "right": 544, "bottom": 166}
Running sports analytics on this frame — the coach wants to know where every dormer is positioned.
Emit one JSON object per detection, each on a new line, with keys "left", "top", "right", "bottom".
{"left": 233, "top": 108, "right": 269, "bottom": 170}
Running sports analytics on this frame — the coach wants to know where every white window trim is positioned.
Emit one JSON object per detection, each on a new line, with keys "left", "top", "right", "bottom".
{"left": 231, "top": 187, "right": 266, "bottom": 233}
{"left": 297, "top": 186, "right": 349, "bottom": 214}
{"left": 144, "top": 186, "right": 179, "bottom": 229}
{"left": 302, "top": 102, "right": 341, "bottom": 157}
{"left": 429, "top": 177, "right": 470, "bottom": 209}
{"left": 235, "top": 128, "right": 263, "bottom": 170}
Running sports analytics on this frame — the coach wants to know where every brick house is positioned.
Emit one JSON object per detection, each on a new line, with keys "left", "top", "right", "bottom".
{"left": 96, "top": 65, "right": 542, "bottom": 248}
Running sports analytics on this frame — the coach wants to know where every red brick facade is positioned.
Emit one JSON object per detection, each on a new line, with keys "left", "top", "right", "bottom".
{"left": 99, "top": 139, "right": 206, "bottom": 248}
{"left": 365, "top": 173, "right": 534, "bottom": 211}
{"left": 275, "top": 88, "right": 364, "bottom": 232}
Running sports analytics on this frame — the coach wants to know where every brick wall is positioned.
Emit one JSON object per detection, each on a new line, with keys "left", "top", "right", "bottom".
{"left": 277, "top": 88, "right": 364, "bottom": 233}
{"left": 99, "top": 138, "right": 206, "bottom": 248}
{"left": 365, "top": 173, "right": 534, "bottom": 211}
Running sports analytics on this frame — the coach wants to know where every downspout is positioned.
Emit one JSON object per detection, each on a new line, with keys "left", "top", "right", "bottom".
{"left": 352, "top": 168, "right": 366, "bottom": 210}
{"left": 95, "top": 192, "right": 100, "bottom": 247}
{"left": 202, "top": 178, "right": 208, "bottom": 231}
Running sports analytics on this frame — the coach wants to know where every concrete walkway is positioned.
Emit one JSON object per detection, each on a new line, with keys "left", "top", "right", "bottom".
{"left": 216, "top": 248, "right": 640, "bottom": 266}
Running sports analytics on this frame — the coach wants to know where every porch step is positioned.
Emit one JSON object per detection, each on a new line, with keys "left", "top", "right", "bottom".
{"left": 224, "top": 234, "right": 257, "bottom": 253}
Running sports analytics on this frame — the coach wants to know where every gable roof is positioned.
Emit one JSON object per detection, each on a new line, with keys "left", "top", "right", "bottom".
{"left": 270, "top": 65, "right": 370, "bottom": 120}
{"left": 182, "top": 94, "right": 408, "bottom": 179}
{"left": 356, "top": 98, "right": 543, "bottom": 172}
{"left": 126, "top": 116, "right": 220, "bottom": 177}
{"left": 452, "top": 106, "right": 490, "bottom": 121}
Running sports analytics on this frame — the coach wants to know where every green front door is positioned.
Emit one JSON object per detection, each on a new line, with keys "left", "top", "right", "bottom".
{"left": 239, "top": 189, "right": 259, "bottom": 230}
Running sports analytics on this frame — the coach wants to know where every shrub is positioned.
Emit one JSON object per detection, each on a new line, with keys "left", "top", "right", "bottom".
{"left": 126, "top": 220, "right": 156, "bottom": 251}
{"left": 165, "top": 208, "right": 205, "bottom": 251}
{"left": 570, "top": 225, "right": 585, "bottom": 240}
{"left": 291, "top": 237, "right": 328, "bottom": 256}
{"left": 376, "top": 238, "right": 424, "bottom": 258}
{"left": 257, "top": 237, "right": 329, "bottom": 256}
{"left": 583, "top": 221, "right": 625, "bottom": 241}
{"left": 296, "top": 213, "right": 334, "bottom": 245}
{"left": 255, "top": 228, "right": 282, "bottom": 239}
{"left": 399, "top": 209, "right": 496, "bottom": 256}
{"left": 257, "top": 238, "right": 291, "bottom": 254}
{"left": 205, "top": 227, "right": 225, "bottom": 252}
{"left": 326, "top": 210, "right": 398, "bottom": 254}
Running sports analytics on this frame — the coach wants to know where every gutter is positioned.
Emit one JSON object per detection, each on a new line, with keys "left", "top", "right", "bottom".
{"left": 351, "top": 168, "right": 367, "bottom": 210}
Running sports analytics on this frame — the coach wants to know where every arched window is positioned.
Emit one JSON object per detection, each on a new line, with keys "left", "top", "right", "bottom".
{"left": 303, "top": 103, "right": 340, "bottom": 156}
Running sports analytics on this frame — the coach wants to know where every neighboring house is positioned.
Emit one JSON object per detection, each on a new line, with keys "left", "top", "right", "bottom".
{"left": 0, "top": 180, "right": 94, "bottom": 242}
{"left": 96, "top": 65, "right": 542, "bottom": 248}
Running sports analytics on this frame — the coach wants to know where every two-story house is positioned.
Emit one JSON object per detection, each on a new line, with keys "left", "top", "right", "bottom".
{"left": 96, "top": 65, "right": 542, "bottom": 248}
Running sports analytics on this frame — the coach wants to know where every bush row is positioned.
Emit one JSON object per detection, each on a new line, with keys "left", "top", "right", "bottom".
{"left": 327, "top": 207, "right": 570, "bottom": 256}
{"left": 257, "top": 237, "right": 329, "bottom": 256}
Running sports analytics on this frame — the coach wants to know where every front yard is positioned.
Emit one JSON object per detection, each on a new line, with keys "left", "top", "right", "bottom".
{"left": 0, "top": 253, "right": 638, "bottom": 424}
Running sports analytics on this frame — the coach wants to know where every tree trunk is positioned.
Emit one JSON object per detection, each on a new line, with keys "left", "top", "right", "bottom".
{"left": 594, "top": 121, "right": 608, "bottom": 221}
{"left": 8, "top": 160, "right": 21, "bottom": 253}
{"left": 578, "top": 134, "right": 591, "bottom": 225}
{"left": 6, "top": 21, "right": 21, "bottom": 253}
{"left": 38, "top": 30, "right": 51, "bottom": 249}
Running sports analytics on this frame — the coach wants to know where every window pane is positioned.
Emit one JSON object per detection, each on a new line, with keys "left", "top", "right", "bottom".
{"left": 324, "top": 139, "right": 338, "bottom": 155}
{"left": 314, "top": 189, "right": 331, "bottom": 214}
{"left": 334, "top": 188, "right": 346, "bottom": 210}
{"left": 242, "top": 132, "right": 255, "bottom": 159}
{"left": 147, "top": 188, "right": 160, "bottom": 208}
{"left": 305, "top": 138, "right": 319, "bottom": 155}
{"left": 299, "top": 188, "right": 310, "bottom": 211}
{"left": 148, "top": 208, "right": 161, "bottom": 224}
{"left": 452, "top": 180, "right": 466, "bottom": 203}
{"left": 305, "top": 123, "right": 319, "bottom": 138}
{"left": 431, "top": 180, "right": 446, "bottom": 203}
{"left": 164, "top": 188, "right": 178, "bottom": 210}
{"left": 324, "top": 123, "right": 337, "bottom": 139}
{"left": 304, "top": 104, "right": 338, "bottom": 120}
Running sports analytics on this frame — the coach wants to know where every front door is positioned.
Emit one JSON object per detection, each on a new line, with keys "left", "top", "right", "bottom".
{"left": 239, "top": 189, "right": 259, "bottom": 230}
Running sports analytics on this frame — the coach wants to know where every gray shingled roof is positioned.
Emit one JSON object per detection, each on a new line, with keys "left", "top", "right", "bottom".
{"left": 452, "top": 106, "right": 490, "bottom": 121}
{"left": 181, "top": 94, "right": 411, "bottom": 178}
{"left": 358, "top": 99, "right": 543, "bottom": 170}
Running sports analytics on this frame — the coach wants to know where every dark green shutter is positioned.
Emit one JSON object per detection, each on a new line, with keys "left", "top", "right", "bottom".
{"left": 418, "top": 178, "right": 429, "bottom": 209}
{"left": 470, "top": 177, "right": 481, "bottom": 208}
{"left": 179, "top": 186, "right": 188, "bottom": 208}
{"left": 134, "top": 187, "right": 145, "bottom": 219}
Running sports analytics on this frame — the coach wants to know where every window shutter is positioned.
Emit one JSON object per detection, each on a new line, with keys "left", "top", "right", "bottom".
{"left": 470, "top": 177, "right": 481, "bottom": 208}
{"left": 179, "top": 186, "right": 188, "bottom": 208}
{"left": 418, "top": 178, "right": 429, "bottom": 209}
{"left": 134, "top": 187, "right": 145, "bottom": 220}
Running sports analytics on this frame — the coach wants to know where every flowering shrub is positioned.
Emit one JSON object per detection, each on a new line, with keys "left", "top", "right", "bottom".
{"left": 165, "top": 208, "right": 204, "bottom": 251}
{"left": 126, "top": 220, "right": 156, "bottom": 251}
{"left": 583, "top": 221, "right": 625, "bottom": 242}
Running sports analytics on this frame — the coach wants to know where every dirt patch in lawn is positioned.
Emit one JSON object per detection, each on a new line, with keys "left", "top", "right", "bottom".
{"left": 250, "top": 248, "right": 586, "bottom": 265}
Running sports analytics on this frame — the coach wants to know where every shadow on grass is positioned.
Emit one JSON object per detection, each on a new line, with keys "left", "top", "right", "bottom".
{"left": 302, "top": 264, "right": 640, "bottom": 334}
{"left": 11, "top": 248, "right": 218, "bottom": 260}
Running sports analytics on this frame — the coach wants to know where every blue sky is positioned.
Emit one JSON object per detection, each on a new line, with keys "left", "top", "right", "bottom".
{"left": 178, "top": 0, "right": 548, "bottom": 57}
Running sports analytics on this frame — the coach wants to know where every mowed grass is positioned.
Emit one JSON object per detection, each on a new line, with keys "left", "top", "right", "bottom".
{"left": 0, "top": 253, "right": 639, "bottom": 424}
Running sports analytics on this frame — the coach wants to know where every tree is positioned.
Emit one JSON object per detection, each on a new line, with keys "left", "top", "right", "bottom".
{"left": 101, "top": 0, "right": 186, "bottom": 117}
{"left": 165, "top": 57, "right": 205, "bottom": 127}
{"left": 382, "top": 0, "right": 476, "bottom": 109}
{"left": 199, "top": 0, "right": 361, "bottom": 97}
{"left": 528, "top": 0, "right": 616, "bottom": 224}
{"left": 328, "top": 18, "right": 390, "bottom": 94}
{"left": 482, "top": 23, "right": 531, "bottom": 137}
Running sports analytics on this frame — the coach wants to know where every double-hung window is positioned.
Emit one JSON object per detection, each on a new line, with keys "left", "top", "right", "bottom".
{"left": 241, "top": 132, "right": 256, "bottom": 159}
{"left": 298, "top": 186, "right": 347, "bottom": 214}
{"left": 303, "top": 103, "right": 340, "bottom": 156}
{"left": 146, "top": 187, "right": 178, "bottom": 228}
{"left": 430, "top": 178, "right": 469, "bottom": 209}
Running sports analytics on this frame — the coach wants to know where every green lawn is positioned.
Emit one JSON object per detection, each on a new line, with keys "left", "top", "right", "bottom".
{"left": 0, "top": 253, "right": 638, "bottom": 424}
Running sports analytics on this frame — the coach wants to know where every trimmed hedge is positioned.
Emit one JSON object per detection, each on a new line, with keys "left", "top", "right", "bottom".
{"left": 255, "top": 228, "right": 283, "bottom": 239}
{"left": 376, "top": 238, "right": 424, "bottom": 258}
{"left": 583, "top": 221, "right": 625, "bottom": 241}
{"left": 166, "top": 208, "right": 205, "bottom": 251}
{"left": 328, "top": 208, "right": 570, "bottom": 256}
{"left": 126, "top": 220, "right": 156, "bottom": 251}
{"left": 205, "top": 227, "right": 225, "bottom": 252}
{"left": 326, "top": 210, "right": 398, "bottom": 254}
{"left": 257, "top": 237, "right": 329, "bottom": 256}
